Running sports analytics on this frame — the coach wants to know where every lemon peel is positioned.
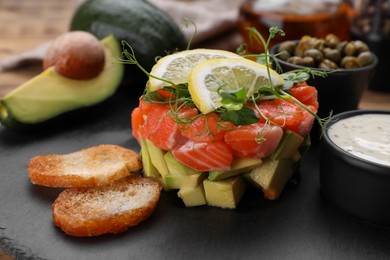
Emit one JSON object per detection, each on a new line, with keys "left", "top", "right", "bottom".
{"left": 148, "top": 48, "right": 243, "bottom": 91}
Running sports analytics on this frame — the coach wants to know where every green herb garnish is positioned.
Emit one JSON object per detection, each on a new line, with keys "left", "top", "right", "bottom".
{"left": 119, "top": 26, "right": 328, "bottom": 137}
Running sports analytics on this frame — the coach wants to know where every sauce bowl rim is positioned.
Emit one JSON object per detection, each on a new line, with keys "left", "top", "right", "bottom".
{"left": 322, "top": 109, "right": 390, "bottom": 170}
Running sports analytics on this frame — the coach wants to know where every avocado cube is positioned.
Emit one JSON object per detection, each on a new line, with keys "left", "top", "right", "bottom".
{"left": 203, "top": 177, "right": 246, "bottom": 209}
{"left": 165, "top": 172, "right": 207, "bottom": 189}
{"left": 145, "top": 139, "right": 169, "bottom": 177}
{"left": 164, "top": 151, "right": 199, "bottom": 176}
{"left": 140, "top": 138, "right": 160, "bottom": 178}
{"left": 244, "top": 158, "right": 294, "bottom": 200}
{"left": 271, "top": 130, "right": 304, "bottom": 160}
{"left": 178, "top": 185, "right": 207, "bottom": 207}
{"left": 208, "top": 157, "right": 262, "bottom": 181}
{"left": 299, "top": 134, "right": 312, "bottom": 156}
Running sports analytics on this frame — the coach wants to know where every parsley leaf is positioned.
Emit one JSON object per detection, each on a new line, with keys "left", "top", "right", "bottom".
{"left": 220, "top": 106, "right": 259, "bottom": 126}
{"left": 219, "top": 87, "right": 248, "bottom": 110}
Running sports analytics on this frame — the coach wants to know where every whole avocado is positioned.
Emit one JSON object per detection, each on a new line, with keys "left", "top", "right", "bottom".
{"left": 70, "top": 0, "right": 188, "bottom": 87}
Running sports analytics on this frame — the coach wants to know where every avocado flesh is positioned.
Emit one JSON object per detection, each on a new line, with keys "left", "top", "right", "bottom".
{"left": 164, "top": 151, "right": 199, "bottom": 176}
{"left": 244, "top": 158, "right": 294, "bottom": 200}
{"left": 203, "top": 177, "right": 246, "bottom": 209}
{"left": 0, "top": 35, "right": 124, "bottom": 125}
{"left": 162, "top": 150, "right": 206, "bottom": 190}
{"left": 271, "top": 130, "right": 304, "bottom": 160}
{"left": 140, "top": 138, "right": 160, "bottom": 178}
{"left": 178, "top": 185, "right": 207, "bottom": 207}
{"left": 165, "top": 172, "right": 207, "bottom": 189}
{"left": 208, "top": 157, "right": 262, "bottom": 181}
{"left": 145, "top": 139, "right": 169, "bottom": 178}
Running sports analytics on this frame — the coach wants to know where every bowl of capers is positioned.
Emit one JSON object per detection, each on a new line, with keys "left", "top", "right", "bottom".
{"left": 271, "top": 34, "right": 378, "bottom": 124}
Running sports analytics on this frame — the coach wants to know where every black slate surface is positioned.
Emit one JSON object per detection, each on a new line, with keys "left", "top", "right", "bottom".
{"left": 1, "top": 89, "right": 390, "bottom": 260}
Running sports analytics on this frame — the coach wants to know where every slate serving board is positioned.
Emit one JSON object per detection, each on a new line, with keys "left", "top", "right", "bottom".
{"left": 1, "top": 89, "right": 390, "bottom": 260}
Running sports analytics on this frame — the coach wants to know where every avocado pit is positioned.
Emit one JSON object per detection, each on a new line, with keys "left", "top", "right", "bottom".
{"left": 43, "top": 31, "right": 105, "bottom": 80}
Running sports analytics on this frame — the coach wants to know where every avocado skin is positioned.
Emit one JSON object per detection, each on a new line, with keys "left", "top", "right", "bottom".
{"left": 70, "top": 0, "right": 188, "bottom": 86}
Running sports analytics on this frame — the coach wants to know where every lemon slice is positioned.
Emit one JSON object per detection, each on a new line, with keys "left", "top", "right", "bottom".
{"left": 188, "top": 58, "right": 284, "bottom": 114}
{"left": 148, "top": 48, "right": 243, "bottom": 91}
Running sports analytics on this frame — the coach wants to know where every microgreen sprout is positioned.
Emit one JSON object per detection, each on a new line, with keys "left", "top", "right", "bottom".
{"left": 119, "top": 25, "right": 329, "bottom": 141}
{"left": 120, "top": 41, "right": 177, "bottom": 88}
{"left": 182, "top": 18, "right": 197, "bottom": 50}
{"left": 238, "top": 27, "right": 329, "bottom": 130}
{"left": 219, "top": 87, "right": 247, "bottom": 111}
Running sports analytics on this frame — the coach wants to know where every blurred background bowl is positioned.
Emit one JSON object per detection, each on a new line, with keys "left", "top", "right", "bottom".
{"left": 270, "top": 41, "right": 378, "bottom": 118}
{"left": 238, "top": 0, "right": 352, "bottom": 54}
{"left": 238, "top": 0, "right": 390, "bottom": 93}
{"left": 320, "top": 109, "right": 390, "bottom": 226}
{"left": 270, "top": 41, "right": 378, "bottom": 141}
{"left": 350, "top": 0, "right": 390, "bottom": 92}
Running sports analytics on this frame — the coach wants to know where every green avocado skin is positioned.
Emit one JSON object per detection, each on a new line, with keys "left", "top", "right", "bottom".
{"left": 70, "top": 0, "right": 188, "bottom": 84}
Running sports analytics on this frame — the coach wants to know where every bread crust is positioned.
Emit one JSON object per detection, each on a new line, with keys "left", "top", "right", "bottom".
{"left": 52, "top": 175, "right": 161, "bottom": 237}
{"left": 28, "top": 144, "right": 142, "bottom": 187}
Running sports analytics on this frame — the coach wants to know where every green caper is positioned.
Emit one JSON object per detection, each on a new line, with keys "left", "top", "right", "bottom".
{"left": 280, "top": 34, "right": 373, "bottom": 70}
{"left": 295, "top": 41, "right": 309, "bottom": 57}
{"left": 325, "top": 34, "right": 340, "bottom": 48}
{"left": 357, "top": 51, "right": 374, "bottom": 66}
{"left": 354, "top": 40, "right": 369, "bottom": 54}
{"left": 341, "top": 56, "right": 361, "bottom": 69}
{"left": 323, "top": 48, "right": 342, "bottom": 64}
{"left": 304, "top": 49, "right": 324, "bottom": 63}
{"left": 336, "top": 41, "right": 348, "bottom": 53}
{"left": 278, "top": 41, "right": 296, "bottom": 56}
{"left": 311, "top": 38, "right": 325, "bottom": 50}
{"left": 287, "top": 56, "right": 305, "bottom": 66}
{"left": 344, "top": 42, "right": 356, "bottom": 56}
{"left": 302, "top": 56, "right": 316, "bottom": 67}
{"left": 295, "top": 36, "right": 320, "bottom": 57}
{"left": 319, "top": 59, "right": 339, "bottom": 70}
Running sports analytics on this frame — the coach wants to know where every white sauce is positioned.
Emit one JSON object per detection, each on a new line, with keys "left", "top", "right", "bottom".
{"left": 328, "top": 114, "right": 390, "bottom": 167}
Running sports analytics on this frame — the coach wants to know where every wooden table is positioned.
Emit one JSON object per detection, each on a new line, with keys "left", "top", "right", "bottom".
{"left": 1, "top": 1, "right": 390, "bottom": 259}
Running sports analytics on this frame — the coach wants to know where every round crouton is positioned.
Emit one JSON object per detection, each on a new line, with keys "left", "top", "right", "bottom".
{"left": 28, "top": 144, "right": 142, "bottom": 187}
{"left": 52, "top": 175, "right": 161, "bottom": 237}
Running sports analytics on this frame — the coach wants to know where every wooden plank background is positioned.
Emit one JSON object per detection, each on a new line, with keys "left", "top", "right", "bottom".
{"left": 0, "top": 0, "right": 78, "bottom": 97}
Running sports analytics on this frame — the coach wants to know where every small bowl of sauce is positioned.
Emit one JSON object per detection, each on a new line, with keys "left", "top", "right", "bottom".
{"left": 320, "top": 110, "right": 390, "bottom": 226}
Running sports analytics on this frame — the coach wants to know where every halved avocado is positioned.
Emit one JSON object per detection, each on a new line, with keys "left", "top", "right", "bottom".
{"left": 0, "top": 35, "right": 124, "bottom": 131}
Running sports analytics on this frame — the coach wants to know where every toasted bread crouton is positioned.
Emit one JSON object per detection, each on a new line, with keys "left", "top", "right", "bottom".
{"left": 52, "top": 175, "right": 161, "bottom": 237}
{"left": 28, "top": 144, "right": 142, "bottom": 187}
